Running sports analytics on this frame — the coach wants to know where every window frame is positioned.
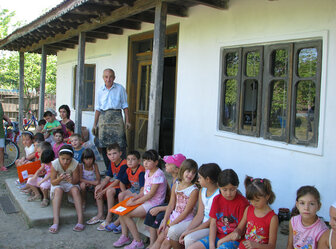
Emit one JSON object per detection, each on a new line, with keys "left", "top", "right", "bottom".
{"left": 73, "top": 64, "right": 96, "bottom": 111}
{"left": 219, "top": 40, "right": 322, "bottom": 147}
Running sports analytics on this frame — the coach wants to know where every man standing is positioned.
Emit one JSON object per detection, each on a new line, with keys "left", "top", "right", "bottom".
{"left": 93, "top": 68, "right": 131, "bottom": 169}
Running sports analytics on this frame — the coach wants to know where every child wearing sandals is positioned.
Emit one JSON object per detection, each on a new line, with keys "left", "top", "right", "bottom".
{"left": 179, "top": 163, "right": 221, "bottom": 248}
{"left": 150, "top": 159, "right": 199, "bottom": 249}
{"left": 318, "top": 202, "right": 336, "bottom": 249}
{"left": 49, "top": 144, "right": 84, "bottom": 234}
{"left": 87, "top": 143, "right": 128, "bottom": 230}
{"left": 113, "top": 149, "right": 167, "bottom": 249}
{"left": 105, "top": 150, "right": 145, "bottom": 233}
{"left": 79, "top": 148, "right": 101, "bottom": 210}
{"left": 26, "top": 149, "right": 55, "bottom": 206}
{"left": 144, "top": 153, "right": 186, "bottom": 246}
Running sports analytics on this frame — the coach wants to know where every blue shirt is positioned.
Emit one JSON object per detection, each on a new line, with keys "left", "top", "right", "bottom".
{"left": 73, "top": 147, "right": 85, "bottom": 163}
{"left": 95, "top": 82, "right": 128, "bottom": 112}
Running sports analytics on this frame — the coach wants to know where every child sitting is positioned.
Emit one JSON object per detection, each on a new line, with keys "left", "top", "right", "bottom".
{"left": 317, "top": 202, "right": 336, "bottom": 249}
{"left": 49, "top": 144, "right": 84, "bottom": 234}
{"left": 79, "top": 148, "right": 101, "bottom": 210}
{"left": 144, "top": 153, "right": 186, "bottom": 247}
{"left": 180, "top": 163, "right": 221, "bottom": 248}
{"left": 15, "top": 131, "right": 35, "bottom": 166}
{"left": 113, "top": 149, "right": 167, "bottom": 249}
{"left": 19, "top": 141, "right": 52, "bottom": 194}
{"left": 287, "top": 186, "right": 328, "bottom": 249}
{"left": 36, "top": 119, "right": 46, "bottom": 133}
{"left": 26, "top": 149, "right": 55, "bottom": 206}
{"left": 231, "top": 176, "right": 278, "bottom": 249}
{"left": 88, "top": 143, "right": 128, "bottom": 230}
{"left": 105, "top": 150, "right": 145, "bottom": 233}
{"left": 151, "top": 159, "right": 199, "bottom": 249}
{"left": 191, "top": 169, "right": 249, "bottom": 249}
{"left": 42, "top": 110, "right": 62, "bottom": 145}
{"left": 65, "top": 122, "right": 74, "bottom": 144}
{"left": 70, "top": 134, "right": 85, "bottom": 162}
{"left": 52, "top": 129, "right": 65, "bottom": 158}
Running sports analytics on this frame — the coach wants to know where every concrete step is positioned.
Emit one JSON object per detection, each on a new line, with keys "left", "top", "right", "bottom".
{"left": 5, "top": 160, "right": 107, "bottom": 228}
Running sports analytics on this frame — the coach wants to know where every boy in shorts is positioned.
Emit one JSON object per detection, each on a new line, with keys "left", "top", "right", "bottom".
{"left": 87, "top": 143, "right": 128, "bottom": 230}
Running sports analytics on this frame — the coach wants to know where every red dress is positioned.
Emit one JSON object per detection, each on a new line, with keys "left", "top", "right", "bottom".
{"left": 238, "top": 205, "right": 276, "bottom": 249}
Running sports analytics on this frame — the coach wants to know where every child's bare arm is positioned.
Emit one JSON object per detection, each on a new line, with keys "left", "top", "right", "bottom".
{"left": 169, "top": 188, "right": 199, "bottom": 226}
{"left": 286, "top": 219, "right": 294, "bottom": 249}
{"left": 221, "top": 206, "right": 248, "bottom": 244}
{"left": 209, "top": 218, "right": 217, "bottom": 249}
{"left": 26, "top": 152, "right": 35, "bottom": 161}
{"left": 317, "top": 230, "right": 330, "bottom": 249}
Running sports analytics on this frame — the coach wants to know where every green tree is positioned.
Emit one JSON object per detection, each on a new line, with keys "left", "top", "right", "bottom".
{"left": 0, "top": 8, "right": 57, "bottom": 113}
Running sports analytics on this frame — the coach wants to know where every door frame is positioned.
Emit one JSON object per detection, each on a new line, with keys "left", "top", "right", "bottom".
{"left": 126, "top": 24, "right": 179, "bottom": 152}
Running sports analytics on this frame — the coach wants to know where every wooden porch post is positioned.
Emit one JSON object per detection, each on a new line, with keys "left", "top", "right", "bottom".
{"left": 146, "top": 0, "right": 167, "bottom": 150}
{"left": 39, "top": 45, "right": 47, "bottom": 120}
{"left": 74, "top": 32, "right": 86, "bottom": 134}
{"left": 19, "top": 52, "right": 24, "bottom": 130}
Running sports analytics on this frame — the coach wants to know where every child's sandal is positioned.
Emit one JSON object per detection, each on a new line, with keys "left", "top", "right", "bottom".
{"left": 28, "top": 195, "right": 41, "bottom": 202}
{"left": 48, "top": 224, "right": 59, "bottom": 234}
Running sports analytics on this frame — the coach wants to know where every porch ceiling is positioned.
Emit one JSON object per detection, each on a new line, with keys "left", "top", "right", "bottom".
{"left": 0, "top": 0, "right": 229, "bottom": 55}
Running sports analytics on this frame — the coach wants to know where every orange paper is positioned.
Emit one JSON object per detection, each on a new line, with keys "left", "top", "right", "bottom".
{"left": 109, "top": 197, "right": 142, "bottom": 216}
{"left": 17, "top": 160, "right": 41, "bottom": 183}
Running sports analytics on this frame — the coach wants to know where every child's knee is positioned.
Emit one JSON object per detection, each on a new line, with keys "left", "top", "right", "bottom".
{"left": 80, "top": 182, "right": 86, "bottom": 189}
{"left": 106, "top": 188, "right": 116, "bottom": 197}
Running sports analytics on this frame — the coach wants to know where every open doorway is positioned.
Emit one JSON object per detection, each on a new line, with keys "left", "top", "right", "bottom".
{"left": 127, "top": 25, "right": 178, "bottom": 156}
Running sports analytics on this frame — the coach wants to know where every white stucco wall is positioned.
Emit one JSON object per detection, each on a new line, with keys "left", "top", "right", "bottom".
{"left": 56, "top": 0, "right": 336, "bottom": 219}
{"left": 174, "top": 0, "right": 336, "bottom": 219}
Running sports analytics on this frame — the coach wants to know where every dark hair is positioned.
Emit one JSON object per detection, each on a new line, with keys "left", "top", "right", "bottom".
{"left": 81, "top": 148, "right": 95, "bottom": 164}
{"left": 22, "top": 131, "right": 34, "bottom": 140}
{"left": 34, "top": 133, "right": 45, "bottom": 143}
{"left": 37, "top": 141, "right": 52, "bottom": 152}
{"left": 291, "top": 185, "right": 321, "bottom": 216}
{"left": 53, "top": 129, "right": 64, "bottom": 137}
{"left": 177, "top": 159, "right": 198, "bottom": 184}
{"left": 70, "top": 133, "right": 81, "bottom": 140}
{"left": 142, "top": 149, "right": 159, "bottom": 161}
{"left": 128, "top": 150, "right": 141, "bottom": 160}
{"left": 66, "top": 121, "right": 74, "bottom": 132}
{"left": 41, "top": 149, "right": 55, "bottom": 164}
{"left": 58, "top": 144, "right": 74, "bottom": 157}
{"left": 59, "top": 105, "right": 71, "bottom": 119}
{"left": 38, "top": 119, "right": 46, "bottom": 126}
{"left": 107, "top": 142, "right": 121, "bottom": 152}
{"left": 244, "top": 176, "right": 276, "bottom": 204}
{"left": 43, "top": 111, "right": 53, "bottom": 117}
{"left": 218, "top": 169, "right": 240, "bottom": 187}
{"left": 198, "top": 163, "right": 221, "bottom": 184}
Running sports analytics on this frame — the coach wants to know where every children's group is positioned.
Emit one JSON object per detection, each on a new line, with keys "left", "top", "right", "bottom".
{"left": 14, "top": 106, "right": 336, "bottom": 249}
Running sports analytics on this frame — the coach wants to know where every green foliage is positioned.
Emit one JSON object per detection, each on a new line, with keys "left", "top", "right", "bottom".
{"left": 0, "top": 8, "right": 57, "bottom": 95}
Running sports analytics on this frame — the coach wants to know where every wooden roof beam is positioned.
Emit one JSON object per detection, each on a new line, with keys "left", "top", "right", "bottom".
{"left": 94, "top": 26, "right": 123, "bottom": 35}
{"left": 17, "top": 0, "right": 158, "bottom": 52}
{"left": 68, "top": 36, "right": 96, "bottom": 43}
{"left": 128, "top": 11, "right": 155, "bottom": 23}
{"left": 166, "top": 3, "right": 188, "bottom": 17}
{"left": 49, "top": 42, "right": 75, "bottom": 49}
{"left": 108, "top": 19, "right": 141, "bottom": 30}
{"left": 46, "top": 44, "right": 66, "bottom": 51}
{"left": 86, "top": 32, "right": 109, "bottom": 39}
{"left": 76, "top": 3, "right": 116, "bottom": 15}
{"left": 60, "top": 13, "right": 97, "bottom": 23}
